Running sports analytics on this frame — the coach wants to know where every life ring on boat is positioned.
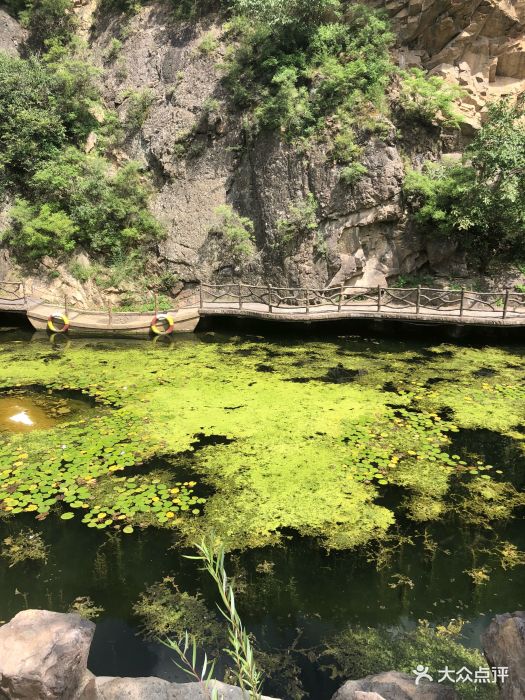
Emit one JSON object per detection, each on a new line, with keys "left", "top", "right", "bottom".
{"left": 47, "top": 313, "right": 70, "bottom": 334}
{"left": 150, "top": 313, "right": 175, "bottom": 335}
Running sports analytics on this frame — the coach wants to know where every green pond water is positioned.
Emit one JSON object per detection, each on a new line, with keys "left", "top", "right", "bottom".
{"left": 0, "top": 328, "right": 524, "bottom": 699}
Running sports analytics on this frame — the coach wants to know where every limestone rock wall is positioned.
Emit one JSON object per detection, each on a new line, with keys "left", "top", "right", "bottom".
{"left": 87, "top": 5, "right": 457, "bottom": 293}
{"left": 0, "top": 8, "right": 25, "bottom": 57}
{"left": 2, "top": 0, "right": 523, "bottom": 296}
{"left": 385, "top": 0, "right": 525, "bottom": 131}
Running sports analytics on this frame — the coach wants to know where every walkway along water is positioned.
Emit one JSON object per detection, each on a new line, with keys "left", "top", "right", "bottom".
{"left": 2, "top": 280, "right": 525, "bottom": 335}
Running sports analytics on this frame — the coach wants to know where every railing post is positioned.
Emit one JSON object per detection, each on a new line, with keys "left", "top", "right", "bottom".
{"left": 154, "top": 292, "right": 158, "bottom": 314}
{"left": 305, "top": 289, "right": 310, "bottom": 314}
{"left": 238, "top": 283, "right": 242, "bottom": 309}
{"left": 22, "top": 280, "right": 26, "bottom": 304}
{"left": 64, "top": 295, "right": 69, "bottom": 315}
{"left": 503, "top": 288, "right": 510, "bottom": 319}
{"left": 416, "top": 285, "right": 421, "bottom": 315}
{"left": 338, "top": 285, "right": 343, "bottom": 312}
{"left": 199, "top": 283, "right": 203, "bottom": 309}
{"left": 108, "top": 305, "right": 112, "bottom": 326}
{"left": 268, "top": 285, "right": 273, "bottom": 313}
{"left": 460, "top": 287, "right": 465, "bottom": 318}
{"left": 377, "top": 285, "right": 382, "bottom": 312}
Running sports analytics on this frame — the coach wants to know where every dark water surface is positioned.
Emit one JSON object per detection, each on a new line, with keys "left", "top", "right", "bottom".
{"left": 0, "top": 328, "right": 524, "bottom": 699}
{"left": 0, "top": 511, "right": 524, "bottom": 698}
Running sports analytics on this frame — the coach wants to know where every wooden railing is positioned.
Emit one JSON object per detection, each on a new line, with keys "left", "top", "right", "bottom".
{"left": 2, "top": 278, "right": 525, "bottom": 323}
{"left": 198, "top": 283, "right": 525, "bottom": 320}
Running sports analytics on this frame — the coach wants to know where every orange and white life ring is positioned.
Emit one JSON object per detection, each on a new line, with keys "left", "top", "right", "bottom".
{"left": 150, "top": 313, "right": 175, "bottom": 335}
{"left": 47, "top": 313, "right": 70, "bottom": 333}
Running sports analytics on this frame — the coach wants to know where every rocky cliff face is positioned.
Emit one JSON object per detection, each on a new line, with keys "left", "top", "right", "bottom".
{"left": 1, "top": 0, "right": 523, "bottom": 299}
{"left": 385, "top": 0, "right": 525, "bottom": 132}
{"left": 86, "top": 3, "right": 458, "bottom": 294}
{"left": 0, "top": 8, "right": 25, "bottom": 56}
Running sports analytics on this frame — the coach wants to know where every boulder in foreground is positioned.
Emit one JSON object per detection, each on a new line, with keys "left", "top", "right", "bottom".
{"left": 482, "top": 610, "right": 525, "bottom": 700}
{"left": 0, "top": 609, "right": 95, "bottom": 700}
{"left": 331, "top": 671, "right": 457, "bottom": 699}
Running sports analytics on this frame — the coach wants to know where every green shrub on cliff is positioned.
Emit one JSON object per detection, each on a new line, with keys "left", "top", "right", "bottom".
{"left": 211, "top": 204, "right": 255, "bottom": 261}
{"left": 0, "top": 51, "right": 98, "bottom": 190}
{"left": 0, "top": 51, "right": 163, "bottom": 264}
{"left": 405, "top": 100, "right": 525, "bottom": 268}
{"left": 232, "top": 0, "right": 340, "bottom": 29}
{"left": 224, "top": 4, "right": 394, "bottom": 140}
{"left": 399, "top": 68, "right": 464, "bottom": 128}
{"left": 6, "top": 149, "right": 163, "bottom": 260}
{"left": 2, "top": 0, "right": 29, "bottom": 16}
{"left": 275, "top": 193, "right": 318, "bottom": 248}
{"left": 123, "top": 89, "right": 155, "bottom": 131}
{"left": 8, "top": 200, "right": 78, "bottom": 260}
{"left": 20, "top": 0, "right": 77, "bottom": 46}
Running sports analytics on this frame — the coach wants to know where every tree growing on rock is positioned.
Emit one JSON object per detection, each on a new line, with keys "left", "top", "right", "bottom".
{"left": 232, "top": 0, "right": 341, "bottom": 28}
{"left": 404, "top": 99, "right": 525, "bottom": 269}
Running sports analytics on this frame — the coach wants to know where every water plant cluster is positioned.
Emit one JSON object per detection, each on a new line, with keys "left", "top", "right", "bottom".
{"left": 0, "top": 402, "right": 207, "bottom": 531}
{"left": 0, "top": 335, "right": 524, "bottom": 553}
{"left": 1, "top": 527, "right": 48, "bottom": 567}
{"left": 344, "top": 407, "right": 460, "bottom": 487}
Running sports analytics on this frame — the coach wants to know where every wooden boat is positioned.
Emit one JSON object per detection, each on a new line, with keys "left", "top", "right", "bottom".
{"left": 27, "top": 302, "right": 200, "bottom": 336}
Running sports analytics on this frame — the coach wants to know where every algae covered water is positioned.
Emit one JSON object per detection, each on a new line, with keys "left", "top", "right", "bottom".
{"left": 0, "top": 328, "right": 524, "bottom": 699}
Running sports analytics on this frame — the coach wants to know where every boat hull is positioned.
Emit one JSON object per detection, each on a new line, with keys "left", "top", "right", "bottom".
{"left": 27, "top": 305, "right": 200, "bottom": 336}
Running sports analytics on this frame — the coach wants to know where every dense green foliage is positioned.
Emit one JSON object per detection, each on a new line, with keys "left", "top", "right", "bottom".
{"left": 10, "top": 150, "right": 163, "bottom": 259}
{"left": 232, "top": 0, "right": 339, "bottom": 29}
{"left": 0, "top": 50, "right": 98, "bottom": 189}
{"left": 275, "top": 194, "right": 318, "bottom": 247}
{"left": 211, "top": 205, "right": 255, "bottom": 261}
{"left": 398, "top": 68, "right": 464, "bottom": 128}
{"left": 9, "top": 201, "right": 78, "bottom": 259}
{"left": 405, "top": 100, "right": 525, "bottom": 268}
{"left": 0, "top": 50, "right": 163, "bottom": 263}
{"left": 124, "top": 89, "right": 155, "bottom": 131}
{"left": 325, "top": 622, "right": 497, "bottom": 700}
{"left": 224, "top": 3, "right": 394, "bottom": 140}
{"left": 20, "top": 0, "right": 77, "bottom": 47}
{"left": 2, "top": 0, "right": 30, "bottom": 17}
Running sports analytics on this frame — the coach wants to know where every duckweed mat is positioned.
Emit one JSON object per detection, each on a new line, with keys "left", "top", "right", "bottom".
{"left": 1, "top": 332, "right": 524, "bottom": 551}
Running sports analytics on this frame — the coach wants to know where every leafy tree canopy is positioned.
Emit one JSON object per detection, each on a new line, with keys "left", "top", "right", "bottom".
{"left": 231, "top": 0, "right": 341, "bottom": 28}
{"left": 0, "top": 50, "right": 99, "bottom": 189}
{"left": 0, "top": 51, "right": 163, "bottom": 264}
{"left": 405, "top": 100, "right": 525, "bottom": 268}
{"left": 224, "top": 4, "right": 394, "bottom": 139}
{"left": 20, "top": 0, "right": 77, "bottom": 47}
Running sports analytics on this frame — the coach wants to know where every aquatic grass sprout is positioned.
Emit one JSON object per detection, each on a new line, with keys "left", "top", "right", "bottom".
{"left": 68, "top": 596, "right": 105, "bottom": 619}
{"left": 162, "top": 536, "right": 263, "bottom": 699}
{"left": 188, "top": 537, "right": 263, "bottom": 698}
{"left": 134, "top": 576, "right": 224, "bottom": 645}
